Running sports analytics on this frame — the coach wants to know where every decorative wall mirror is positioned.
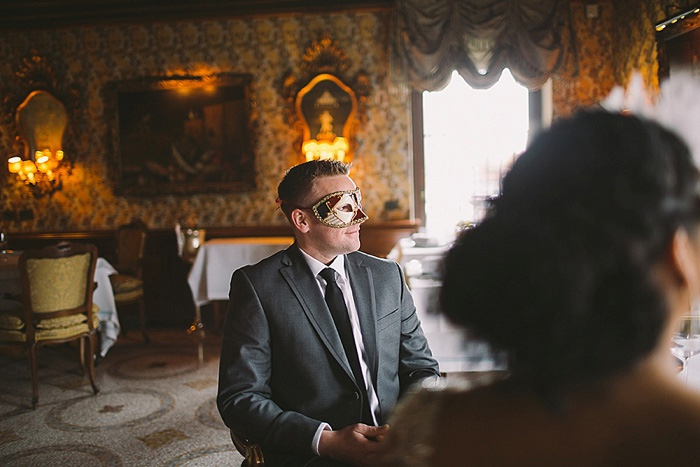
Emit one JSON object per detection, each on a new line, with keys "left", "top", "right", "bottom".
{"left": 296, "top": 73, "right": 357, "bottom": 162}
{"left": 16, "top": 90, "right": 68, "bottom": 160}
{"left": 282, "top": 33, "right": 369, "bottom": 163}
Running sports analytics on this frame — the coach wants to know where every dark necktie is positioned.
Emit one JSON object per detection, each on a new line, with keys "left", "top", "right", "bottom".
{"left": 319, "top": 267, "right": 374, "bottom": 425}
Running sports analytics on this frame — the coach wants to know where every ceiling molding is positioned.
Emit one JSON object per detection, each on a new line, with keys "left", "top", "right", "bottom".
{"left": 1, "top": 0, "right": 393, "bottom": 30}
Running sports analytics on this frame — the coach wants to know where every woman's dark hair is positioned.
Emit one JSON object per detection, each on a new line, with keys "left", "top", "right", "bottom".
{"left": 440, "top": 111, "right": 700, "bottom": 400}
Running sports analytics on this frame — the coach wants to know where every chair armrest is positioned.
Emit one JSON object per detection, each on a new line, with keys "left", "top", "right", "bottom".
{"left": 230, "top": 431, "right": 264, "bottom": 466}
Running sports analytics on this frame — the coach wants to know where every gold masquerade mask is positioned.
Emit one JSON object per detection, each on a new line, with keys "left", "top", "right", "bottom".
{"left": 311, "top": 188, "right": 369, "bottom": 228}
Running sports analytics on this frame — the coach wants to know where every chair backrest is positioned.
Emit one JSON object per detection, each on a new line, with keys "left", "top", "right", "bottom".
{"left": 114, "top": 219, "right": 147, "bottom": 277}
{"left": 18, "top": 241, "right": 98, "bottom": 328}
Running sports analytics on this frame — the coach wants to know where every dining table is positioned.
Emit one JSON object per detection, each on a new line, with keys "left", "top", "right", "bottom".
{"left": 0, "top": 250, "right": 121, "bottom": 357}
{"left": 186, "top": 236, "right": 294, "bottom": 362}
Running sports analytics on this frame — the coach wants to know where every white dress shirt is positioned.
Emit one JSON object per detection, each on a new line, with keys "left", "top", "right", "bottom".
{"left": 299, "top": 249, "right": 380, "bottom": 454}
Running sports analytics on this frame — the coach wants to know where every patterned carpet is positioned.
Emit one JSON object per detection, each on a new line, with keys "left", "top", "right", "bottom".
{"left": 0, "top": 330, "right": 244, "bottom": 466}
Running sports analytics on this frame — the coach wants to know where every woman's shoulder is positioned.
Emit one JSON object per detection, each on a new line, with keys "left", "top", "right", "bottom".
{"left": 380, "top": 374, "right": 503, "bottom": 466}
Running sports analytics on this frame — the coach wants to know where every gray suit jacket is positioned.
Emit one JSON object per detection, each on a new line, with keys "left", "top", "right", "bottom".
{"left": 217, "top": 244, "right": 439, "bottom": 458}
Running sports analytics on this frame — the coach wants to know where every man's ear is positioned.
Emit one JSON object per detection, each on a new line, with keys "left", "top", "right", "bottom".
{"left": 291, "top": 208, "right": 311, "bottom": 233}
{"left": 671, "top": 229, "right": 700, "bottom": 294}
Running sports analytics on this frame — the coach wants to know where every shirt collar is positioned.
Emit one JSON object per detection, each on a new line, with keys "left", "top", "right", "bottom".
{"left": 299, "top": 248, "right": 347, "bottom": 283}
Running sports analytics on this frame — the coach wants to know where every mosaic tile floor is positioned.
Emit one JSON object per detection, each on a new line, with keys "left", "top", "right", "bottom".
{"left": 0, "top": 330, "right": 244, "bottom": 466}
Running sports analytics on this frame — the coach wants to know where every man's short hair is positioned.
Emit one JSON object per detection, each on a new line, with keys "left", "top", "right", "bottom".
{"left": 277, "top": 159, "right": 351, "bottom": 218}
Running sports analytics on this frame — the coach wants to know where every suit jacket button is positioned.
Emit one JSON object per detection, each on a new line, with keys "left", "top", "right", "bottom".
{"left": 353, "top": 391, "right": 360, "bottom": 400}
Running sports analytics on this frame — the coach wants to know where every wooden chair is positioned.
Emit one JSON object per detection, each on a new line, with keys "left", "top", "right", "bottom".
{"left": 230, "top": 431, "right": 264, "bottom": 466}
{"left": 110, "top": 219, "right": 149, "bottom": 343}
{"left": 0, "top": 241, "right": 100, "bottom": 408}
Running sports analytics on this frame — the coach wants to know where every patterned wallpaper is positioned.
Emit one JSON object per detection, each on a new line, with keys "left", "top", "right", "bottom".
{"left": 551, "top": 0, "right": 664, "bottom": 119}
{"left": 613, "top": 0, "right": 664, "bottom": 89}
{"left": 0, "top": 4, "right": 668, "bottom": 233}
{"left": 0, "top": 11, "right": 412, "bottom": 232}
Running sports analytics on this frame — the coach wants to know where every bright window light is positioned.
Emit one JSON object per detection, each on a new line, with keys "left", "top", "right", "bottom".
{"left": 422, "top": 69, "right": 529, "bottom": 241}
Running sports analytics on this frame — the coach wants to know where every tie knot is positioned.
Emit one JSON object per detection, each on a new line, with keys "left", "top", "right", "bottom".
{"left": 320, "top": 268, "right": 337, "bottom": 284}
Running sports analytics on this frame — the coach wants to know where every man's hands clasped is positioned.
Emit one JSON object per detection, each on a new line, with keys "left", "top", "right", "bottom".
{"left": 318, "top": 423, "right": 390, "bottom": 466}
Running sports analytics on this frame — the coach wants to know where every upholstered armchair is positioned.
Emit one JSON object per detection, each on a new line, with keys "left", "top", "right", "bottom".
{"left": 110, "top": 219, "right": 149, "bottom": 343}
{"left": 0, "top": 242, "right": 100, "bottom": 408}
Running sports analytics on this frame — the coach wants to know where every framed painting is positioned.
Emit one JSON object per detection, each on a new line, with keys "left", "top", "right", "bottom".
{"left": 110, "top": 73, "right": 256, "bottom": 196}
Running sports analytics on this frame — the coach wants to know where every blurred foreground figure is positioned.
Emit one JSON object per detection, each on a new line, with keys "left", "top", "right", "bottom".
{"left": 380, "top": 79, "right": 700, "bottom": 465}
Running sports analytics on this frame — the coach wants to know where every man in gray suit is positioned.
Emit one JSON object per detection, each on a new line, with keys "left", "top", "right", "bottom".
{"left": 217, "top": 160, "right": 439, "bottom": 466}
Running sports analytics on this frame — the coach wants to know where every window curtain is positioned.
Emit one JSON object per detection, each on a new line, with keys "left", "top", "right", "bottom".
{"left": 391, "top": 0, "right": 577, "bottom": 91}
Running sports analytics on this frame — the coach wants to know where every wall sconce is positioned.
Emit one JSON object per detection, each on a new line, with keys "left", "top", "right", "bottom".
{"left": 7, "top": 148, "right": 67, "bottom": 195}
{"left": 297, "top": 74, "right": 357, "bottom": 163}
{"left": 1, "top": 52, "right": 80, "bottom": 198}
{"left": 281, "top": 34, "right": 369, "bottom": 164}
{"left": 7, "top": 89, "right": 70, "bottom": 197}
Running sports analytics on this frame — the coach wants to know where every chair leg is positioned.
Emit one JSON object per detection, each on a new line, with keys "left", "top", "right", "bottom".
{"left": 137, "top": 298, "right": 149, "bottom": 344}
{"left": 86, "top": 334, "right": 99, "bottom": 395}
{"left": 28, "top": 342, "right": 39, "bottom": 409}
{"left": 79, "top": 337, "right": 86, "bottom": 375}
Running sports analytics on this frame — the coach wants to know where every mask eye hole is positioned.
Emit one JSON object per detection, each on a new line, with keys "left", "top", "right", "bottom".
{"left": 335, "top": 202, "right": 355, "bottom": 213}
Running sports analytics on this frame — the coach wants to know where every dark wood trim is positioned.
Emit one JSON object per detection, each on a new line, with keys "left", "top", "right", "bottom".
{"left": 6, "top": 220, "right": 418, "bottom": 258}
{"left": 655, "top": 4, "right": 700, "bottom": 81}
{"left": 0, "top": 0, "right": 393, "bottom": 30}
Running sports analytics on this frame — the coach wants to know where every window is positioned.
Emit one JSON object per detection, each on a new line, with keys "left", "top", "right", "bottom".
{"left": 413, "top": 69, "right": 549, "bottom": 241}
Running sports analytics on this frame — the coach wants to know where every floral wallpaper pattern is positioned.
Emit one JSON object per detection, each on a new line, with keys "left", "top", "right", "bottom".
{"left": 613, "top": 0, "right": 664, "bottom": 89}
{"left": 551, "top": 0, "right": 664, "bottom": 119}
{"left": 0, "top": 11, "right": 410, "bottom": 232}
{"left": 0, "top": 3, "right": 668, "bottom": 233}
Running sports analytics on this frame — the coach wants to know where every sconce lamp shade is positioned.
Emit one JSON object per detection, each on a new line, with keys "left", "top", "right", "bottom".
{"left": 8, "top": 156, "right": 22, "bottom": 174}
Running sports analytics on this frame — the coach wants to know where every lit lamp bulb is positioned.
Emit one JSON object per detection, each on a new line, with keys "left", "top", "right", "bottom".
{"left": 302, "top": 140, "right": 319, "bottom": 162}
{"left": 8, "top": 156, "right": 22, "bottom": 174}
{"left": 36, "top": 154, "right": 54, "bottom": 181}
{"left": 22, "top": 160, "right": 37, "bottom": 184}
{"left": 56, "top": 150, "right": 64, "bottom": 161}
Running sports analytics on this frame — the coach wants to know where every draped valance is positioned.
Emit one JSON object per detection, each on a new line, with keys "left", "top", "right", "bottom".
{"left": 391, "top": 0, "right": 577, "bottom": 91}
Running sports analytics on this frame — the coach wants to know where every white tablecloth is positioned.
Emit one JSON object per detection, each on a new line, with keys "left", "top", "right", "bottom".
{"left": 187, "top": 237, "right": 294, "bottom": 306}
{"left": 94, "top": 258, "right": 120, "bottom": 357}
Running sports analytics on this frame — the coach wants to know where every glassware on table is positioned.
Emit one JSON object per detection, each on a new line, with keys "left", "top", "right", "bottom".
{"left": 671, "top": 315, "right": 700, "bottom": 384}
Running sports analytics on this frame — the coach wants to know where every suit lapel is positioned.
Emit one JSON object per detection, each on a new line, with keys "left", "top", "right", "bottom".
{"left": 279, "top": 245, "right": 353, "bottom": 380}
{"left": 346, "top": 254, "right": 379, "bottom": 387}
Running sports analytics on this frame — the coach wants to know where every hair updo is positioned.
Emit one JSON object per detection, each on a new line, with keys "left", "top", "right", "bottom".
{"left": 440, "top": 111, "right": 700, "bottom": 398}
